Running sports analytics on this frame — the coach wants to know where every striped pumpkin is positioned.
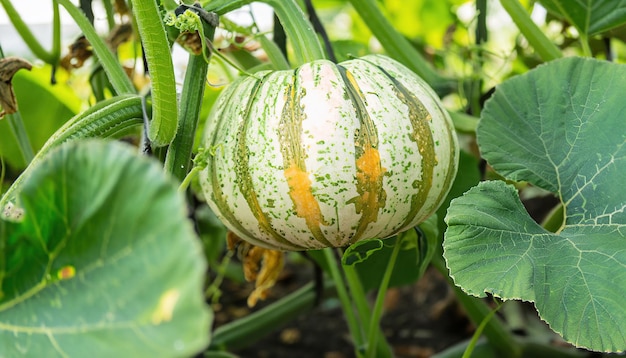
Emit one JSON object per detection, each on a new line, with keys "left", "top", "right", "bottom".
{"left": 199, "top": 54, "right": 458, "bottom": 251}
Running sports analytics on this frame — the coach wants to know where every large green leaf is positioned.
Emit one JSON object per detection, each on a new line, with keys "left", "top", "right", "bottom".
{"left": 444, "top": 57, "right": 626, "bottom": 353}
{"left": 538, "top": 0, "right": 626, "bottom": 36}
{"left": 0, "top": 140, "right": 211, "bottom": 356}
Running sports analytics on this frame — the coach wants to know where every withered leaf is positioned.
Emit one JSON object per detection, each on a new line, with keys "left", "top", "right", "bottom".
{"left": 246, "top": 248, "right": 284, "bottom": 308}
{"left": 177, "top": 31, "right": 204, "bottom": 56}
{"left": 60, "top": 36, "right": 93, "bottom": 71}
{"left": 59, "top": 24, "right": 132, "bottom": 74}
{"left": 114, "top": 0, "right": 130, "bottom": 16}
{"left": 106, "top": 23, "right": 133, "bottom": 50}
{"left": 227, "top": 231, "right": 285, "bottom": 308}
{"left": 0, "top": 56, "right": 32, "bottom": 118}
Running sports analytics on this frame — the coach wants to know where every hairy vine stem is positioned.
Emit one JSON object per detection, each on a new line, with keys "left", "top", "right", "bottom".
{"left": 129, "top": 0, "right": 178, "bottom": 147}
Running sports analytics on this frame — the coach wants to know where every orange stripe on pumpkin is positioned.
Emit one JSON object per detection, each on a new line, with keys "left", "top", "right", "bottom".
{"left": 284, "top": 163, "right": 333, "bottom": 250}
{"left": 356, "top": 146, "right": 386, "bottom": 185}
{"left": 285, "top": 163, "right": 324, "bottom": 226}
{"left": 349, "top": 145, "right": 387, "bottom": 242}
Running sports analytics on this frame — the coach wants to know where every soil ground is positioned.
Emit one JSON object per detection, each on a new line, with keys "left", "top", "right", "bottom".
{"left": 212, "top": 265, "right": 472, "bottom": 358}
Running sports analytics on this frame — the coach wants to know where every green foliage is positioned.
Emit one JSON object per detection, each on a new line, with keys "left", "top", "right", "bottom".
{"left": 342, "top": 238, "right": 384, "bottom": 266}
{"left": 444, "top": 57, "right": 626, "bottom": 352}
{"left": 0, "top": 140, "right": 212, "bottom": 356}
{"left": 349, "top": 215, "right": 439, "bottom": 291}
{"left": 539, "top": 0, "right": 626, "bottom": 36}
{"left": 382, "top": 0, "right": 456, "bottom": 48}
{"left": 436, "top": 150, "right": 481, "bottom": 237}
{"left": 4, "top": 0, "right": 626, "bottom": 356}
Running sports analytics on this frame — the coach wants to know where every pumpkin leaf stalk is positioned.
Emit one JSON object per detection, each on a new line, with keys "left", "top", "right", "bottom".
{"left": 204, "top": 0, "right": 326, "bottom": 65}
{"left": 263, "top": 0, "right": 326, "bottom": 65}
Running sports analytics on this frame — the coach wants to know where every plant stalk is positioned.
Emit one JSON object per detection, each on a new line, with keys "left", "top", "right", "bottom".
{"left": 164, "top": 52, "right": 210, "bottom": 180}
{"left": 51, "top": 0, "right": 61, "bottom": 66}
{"left": 102, "top": 0, "right": 116, "bottom": 30}
{"left": 470, "top": 0, "right": 487, "bottom": 117}
{"left": 165, "top": 7, "right": 219, "bottom": 179}
{"left": 342, "top": 264, "right": 371, "bottom": 328}
{"left": 324, "top": 248, "right": 365, "bottom": 356}
{"left": 578, "top": 33, "right": 593, "bottom": 57}
{"left": 462, "top": 301, "right": 502, "bottom": 358}
{"left": 5, "top": 112, "right": 35, "bottom": 165}
{"left": 257, "top": 34, "right": 291, "bottom": 71}
{"left": 431, "top": 255, "right": 522, "bottom": 357}
{"left": 263, "top": 0, "right": 326, "bottom": 65}
{"left": 0, "top": 0, "right": 60, "bottom": 66}
{"left": 365, "top": 237, "right": 402, "bottom": 358}
{"left": 342, "top": 262, "right": 394, "bottom": 357}
{"left": 499, "top": 0, "right": 562, "bottom": 62}
{"left": 204, "top": 0, "right": 325, "bottom": 65}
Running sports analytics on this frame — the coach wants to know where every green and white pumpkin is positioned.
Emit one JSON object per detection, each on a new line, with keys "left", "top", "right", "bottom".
{"left": 199, "top": 54, "right": 458, "bottom": 251}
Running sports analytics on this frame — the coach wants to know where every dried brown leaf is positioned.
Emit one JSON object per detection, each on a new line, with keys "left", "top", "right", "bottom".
{"left": 60, "top": 36, "right": 93, "bottom": 71}
{"left": 106, "top": 23, "right": 133, "bottom": 50}
{"left": 226, "top": 231, "right": 285, "bottom": 307}
{"left": 247, "top": 248, "right": 284, "bottom": 307}
{"left": 0, "top": 56, "right": 32, "bottom": 118}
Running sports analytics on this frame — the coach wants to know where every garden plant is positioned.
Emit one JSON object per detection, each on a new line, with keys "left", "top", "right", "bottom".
{"left": 0, "top": 0, "right": 625, "bottom": 357}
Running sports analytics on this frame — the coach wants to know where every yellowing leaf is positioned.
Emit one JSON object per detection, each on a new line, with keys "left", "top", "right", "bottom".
{"left": 151, "top": 289, "right": 181, "bottom": 324}
{"left": 227, "top": 232, "right": 285, "bottom": 307}
{"left": 56, "top": 265, "right": 76, "bottom": 280}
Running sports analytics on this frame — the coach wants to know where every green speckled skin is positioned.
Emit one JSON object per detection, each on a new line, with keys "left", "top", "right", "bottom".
{"left": 200, "top": 54, "right": 458, "bottom": 251}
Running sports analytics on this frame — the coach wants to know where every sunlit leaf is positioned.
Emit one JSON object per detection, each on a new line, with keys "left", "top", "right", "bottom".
{"left": 382, "top": 0, "right": 456, "bottom": 48}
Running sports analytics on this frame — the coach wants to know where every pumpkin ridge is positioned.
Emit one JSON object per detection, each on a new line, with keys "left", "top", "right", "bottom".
{"left": 279, "top": 69, "right": 334, "bottom": 248}
{"left": 337, "top": 65, "right": 387, "bottom": 244}
{"left": 235, "top": 74, "right": 306, "bottom": 250}
{"left": 205, "top": 80, "right": 272, "bottom": 248}
{"left": 363, "top": 59, "right": 438, "bottom": 230}
{"left": 428, "top": 100, "right": 458, "bottom": 214}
